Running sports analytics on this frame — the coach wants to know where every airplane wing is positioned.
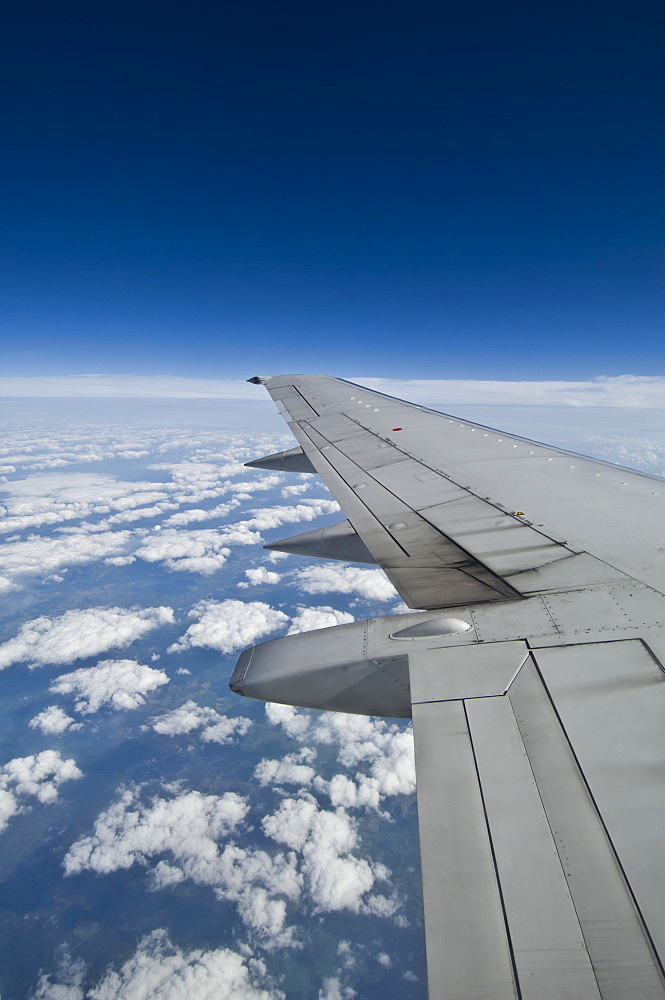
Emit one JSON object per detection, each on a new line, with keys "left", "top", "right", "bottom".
{"left": 234, "top": 373, "right": 665, "bottom": 999}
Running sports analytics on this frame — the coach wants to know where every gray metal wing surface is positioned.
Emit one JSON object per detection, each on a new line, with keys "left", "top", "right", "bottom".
{"left": 235, "top": 373, "right": 665, "bottom": 999}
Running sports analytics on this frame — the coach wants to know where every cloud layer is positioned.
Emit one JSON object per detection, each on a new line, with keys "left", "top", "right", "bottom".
{"left": 348, "top": 374, "right": 665, "bottom": 408}
{"left": 3, "top": 373, "right": 665, "bottom": 407}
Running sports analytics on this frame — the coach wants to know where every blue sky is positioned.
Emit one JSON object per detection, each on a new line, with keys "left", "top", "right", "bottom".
{"left": 2, "top": 0, "right": 663, "bottom": 382}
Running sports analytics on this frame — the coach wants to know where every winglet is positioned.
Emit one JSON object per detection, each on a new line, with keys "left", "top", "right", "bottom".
{"left": 246, "top": 375, "right": 271, "bottom": 384}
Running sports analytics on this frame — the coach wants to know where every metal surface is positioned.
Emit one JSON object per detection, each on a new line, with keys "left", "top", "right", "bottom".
{"left": 229, "top": 618, "right": 412, "bottom": 717}
{"left": 509, "top": 658, "right": 665, "bottom": 999}
{"left": 389, "top": 616, "right": 471, "bottom": 639}
{"left": 467, "top": 695, "right": 603, "bottom": 999}
{"left": 534, "top": 641, "right": 665, "bottom": 963}
{"left": 255, "top": 373, "right": 665, "bottom": 595}
{"left": 263, "top": 518, "right": 377, "bottom": 563}
{"left": 411, "top": 699, "right": 518, "bottom": 1000}
{"left": 409, "top": 641, "right": 529, "bottom": 703}
{"left": 245, "top": 445, "right": 316, "bottom": 473}
{"left": 235, "top": 373, "right": 665, "bottom": 999}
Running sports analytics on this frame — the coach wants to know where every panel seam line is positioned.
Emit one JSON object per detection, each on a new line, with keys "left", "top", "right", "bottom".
{"left": 463, "top": 699, "right": 523, "bottom": 1000}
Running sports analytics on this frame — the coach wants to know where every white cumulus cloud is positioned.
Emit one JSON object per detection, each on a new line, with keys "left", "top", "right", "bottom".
{"left": 265, "top": 709, "right": 416, "bottom": 814}
{"left": 168, "top": 600, "right": 288, "bottom": 655}
{"left": 280, "top": 483, "right": 311, "bottom": 497}
{"left": 29, "top": 706, "right": 82, "bottom": 734}
{"left": 63, "top": 784, "right": 301, "bottom": 947}
{"left": 133, "top": 528, "right": 238, "bottom": 575}
{"left": 264, "top": 704, "right": 312, "bottom": 740}
{"left": 32, "top": 928, "right": 285, "bottom": 1000}
{"left": 0, "top": 606, "right": 175, "bottom": 670}
{"left": 146, "top": 700, "right": 251, "bottom": 744}
{"left": 0, "top": 750, "right": 83, "bottom": 833}
{"left": 254, "top": 749, "right": 318, "bottom": 788}
{"left": 0, "top": 531, "right": 137, "bottom": 592}
{"left": 240, "top": 500, "right": 340, "bottom": 532}
{"left": 64, "top": 786, "right": 247, "bottom": 876}
{"left": 163, "top": 499, "right": 240, "bottom": 526}
{"left": 239, "top": 567, "right": 282, "bottom": 588}
{"left": 286, "top": 606, "right": 355, "bottom": 635}
{"left": 50, "top": 659, "right": 170, "bottom": 714}
{"left": 318, "top": 977, "right": 357, "bottom": 1000}
{"left": 0, "top": 471, "right": 172, "bottom": 534}
{"left": 294, "top": 566, "right": 397, "bottom": 602}
{"left": 262, "top": 796, "right": 395, "bottom": 917}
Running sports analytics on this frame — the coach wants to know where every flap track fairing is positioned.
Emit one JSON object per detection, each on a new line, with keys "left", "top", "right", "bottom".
{"left": 245, "top": 446, "right": 316, "bottom": 473}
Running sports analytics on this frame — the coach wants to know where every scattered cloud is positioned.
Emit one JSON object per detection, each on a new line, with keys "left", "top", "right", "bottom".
{"left": 254, "top": 749, "right": 317, "bottom": 788}
{"left": 318, "top": 977, "right": 357, "bottom": 1000}
{"left": 163, "top": 499, "right": 240, "bottom": 526}
{"left": 0, "top": 472, "right": 173, "bottom": 534}
{"left": 64, "top": 786, "right": 247, "bottom": 876}
{"left": 104, "top": 555, "right": 136, "bottom": 567}
{"left": 0, "top": 531, "right": 138, "bottom": 592}
{"left": 133, "top": 528, "right": 237, "bottom": 574}
{"left": 63, "top": 784, "right": 301, "bottom": 947}
{"left": 64, "top": 767, "right": 403, "bottom": 946}
{"left": 265, "top": 707, "right": 416, "bottom": 815}
{"left": 578, "top": 432, "right": 665, "bottom": 475}
{"left": 0, "top": 606, "right": 174, "bottom": 670}
{"left": 264, "top": 704, "right": 313, "bottom": 740}
{"left": 262, "top": 795, "right": 396, "bottom": 917}
{"left": 50, "top": 659, "right": 170, "bottom": 714}
{"left": 240, "top": 567, "right": 282, "bottom": 587}
{"left": 29, "top": 706, "right": 82, "bottom": 734}
{"left": 146, "top": 700, "right": 251, "bottom": 744}
{"left": 286, "top": 606, "right": 355, "bottom": 635}
{"left": 266, "top": 550, "right": 289, "bottom": 563}
{"left": 240, "top": 500, "right": 340, "bottom": 532}
{"left": 293, "top": 565, "right": 397, "bottom": 602}
{"left": 32, "top": 930, "right": 285, "bottom": 1000}
{"left": 281, "top": 484, "right": 311, "bottom": 497}
{"left": 168, "top": 600, "right": 288, "bottom": 655}
{"left": 0, "top": 751, "right": 82, "bottom": 833}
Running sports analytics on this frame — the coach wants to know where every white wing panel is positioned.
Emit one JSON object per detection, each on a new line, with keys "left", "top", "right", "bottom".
{"left": 409, "top": 644, "right": 665, "bottom": 999}
{"left": 255, "top": 374, "right": 665, "bottom": 599}
{"left": 412, "top": 699, "right": 518, "bottom": 1000}
{"left": 466, "top": 695, "right": 602, "bottom": 999}
{"left": 533, "top": 640, "right": 665, "bottom": 963}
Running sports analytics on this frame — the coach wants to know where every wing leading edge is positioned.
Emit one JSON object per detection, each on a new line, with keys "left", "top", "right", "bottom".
{"left": 235, "top": 374, "right": 665, "bottom": 999}
{"left": 249, "top": 373, "right": 664, "bottom": 609}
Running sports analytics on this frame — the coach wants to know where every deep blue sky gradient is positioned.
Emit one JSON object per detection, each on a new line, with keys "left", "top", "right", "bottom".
{"left": 2, "top": 0, "right": 664, "bottom": 379}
